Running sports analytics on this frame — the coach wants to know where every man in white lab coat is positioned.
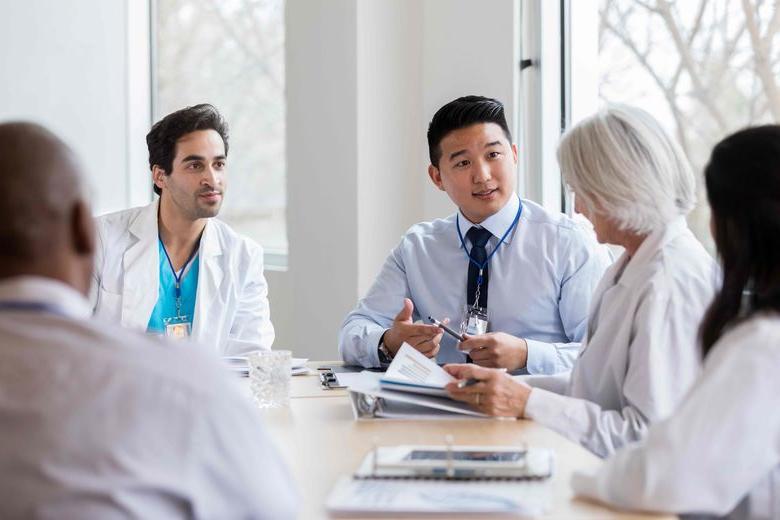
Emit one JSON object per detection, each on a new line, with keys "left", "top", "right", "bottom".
{"left": 0, "top": 122, "right": 296, "bottom": 518}
{"left": 91, "top": 104, "right": 274, "bottom": 355}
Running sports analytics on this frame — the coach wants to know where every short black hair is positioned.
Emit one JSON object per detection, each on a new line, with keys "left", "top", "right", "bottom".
{"left": 146, "top": 104, "right": 229, "bottom": 196}
{"left": 427, "top": 96, "right": 512, "bottom": 168}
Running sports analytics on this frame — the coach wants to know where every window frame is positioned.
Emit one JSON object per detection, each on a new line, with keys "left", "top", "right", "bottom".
{"left": 148, "top": 0, "right": 289, "bottom": 270}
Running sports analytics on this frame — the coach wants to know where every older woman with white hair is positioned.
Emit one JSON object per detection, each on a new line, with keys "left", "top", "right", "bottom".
{"left": 445, "top": 104, "right": 719, "bottom": 457}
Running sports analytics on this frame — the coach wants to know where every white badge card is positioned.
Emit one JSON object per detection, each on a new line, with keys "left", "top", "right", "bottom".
{"left": 164, "top": 315, "right": 192, "bottom": 339}
{"left": 461, "top": 305, "right": 489, "bottom": 337}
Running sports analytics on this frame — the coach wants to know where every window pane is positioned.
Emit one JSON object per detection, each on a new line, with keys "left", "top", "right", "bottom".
{"left": 598, "top": 0, "right": 779, "bottom": 251}
{"left": 155, "top": 0, "right": 287, "bottom": 262}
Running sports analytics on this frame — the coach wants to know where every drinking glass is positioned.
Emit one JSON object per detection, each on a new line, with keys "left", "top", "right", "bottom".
{"left": 247, "top": 350, "right": 291, "bottom": 408}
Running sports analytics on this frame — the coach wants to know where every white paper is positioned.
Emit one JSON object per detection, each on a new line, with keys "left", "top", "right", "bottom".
{"left": 337, "top": 371, "right": 382, "bottom": 389}
{"left": 221, "top": 355, "right": 308, "bottom": 377}
{"left": 327, "top": 476, "right": 549, "bottom": 516}
{"left": 382, "top": 342, "right": 455, "bottom": 388}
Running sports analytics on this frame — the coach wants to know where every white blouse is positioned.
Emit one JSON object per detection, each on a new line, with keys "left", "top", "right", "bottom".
{"left": 572, "top": 315, "right": 780, "bottom": 519}
{"left": 522, "top": 218, "right": 719, "bottom": 457}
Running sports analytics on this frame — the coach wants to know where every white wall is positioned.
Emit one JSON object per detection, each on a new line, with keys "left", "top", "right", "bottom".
{"left": 285, "top": 0, "right": 361, "bottom": 357}
{"left": 0, "top": 0, "right": 150, "bottom": 214}
{"left": 420, "top": 0, "right": 521, "bottom": 221}
{"left": 356, "top": 0, "right": 425, "bottom": 296}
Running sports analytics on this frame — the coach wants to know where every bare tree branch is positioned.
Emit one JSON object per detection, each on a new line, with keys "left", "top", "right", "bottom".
{"left": 655, "top": 0, "right": 729, "bottom": 130}
{"left": 741, "top": 0, "right": 780, "bottom": 120}
{"left": 602, "top": 17, "right": 693, "bottom": 159}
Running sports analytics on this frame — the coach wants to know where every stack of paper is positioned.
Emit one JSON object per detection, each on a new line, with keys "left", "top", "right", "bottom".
{"left": 222, "top": 355, "right": 309, "bottom": 377}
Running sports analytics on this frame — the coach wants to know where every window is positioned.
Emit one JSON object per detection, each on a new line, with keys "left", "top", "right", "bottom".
{"left": 153, "top": 0, "right": 287, "bottom": 267}
{"left": 592, "top": 0, "right": 779, "bottom": 251}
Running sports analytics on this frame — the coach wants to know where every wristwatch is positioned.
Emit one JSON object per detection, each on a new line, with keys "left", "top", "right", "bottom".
{"left": 378, "top": 333, "right": 394, "bottom": 364}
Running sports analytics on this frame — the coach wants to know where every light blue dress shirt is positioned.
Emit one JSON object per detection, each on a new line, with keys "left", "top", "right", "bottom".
{"left": 147, "top": 240, "right": 200, "bottom": 334}
{"left": 338, "top": 194, "right": 612, "bottom": 372}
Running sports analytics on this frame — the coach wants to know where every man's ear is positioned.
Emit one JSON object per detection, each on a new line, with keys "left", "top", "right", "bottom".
{"left": 152, "top": 165, "right": 167, "bottom": 193}
{"left": 428, "top": 164, "right": 445, "bottom": 191}
{"left": 71, "top": 199, "right": 95, "bottom": 258}
{"left": 511, "top": 143, "right": 518, "bottom": 165}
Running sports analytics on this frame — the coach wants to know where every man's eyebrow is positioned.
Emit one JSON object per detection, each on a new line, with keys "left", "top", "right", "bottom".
{"left": 180, "top": 154, "right": 227, "bottom": 162}
{"left": 484, "top": 140, "right": 502, "bottom": 148}
{"left": 449, "top": 149, "right": 468, "bottom": 161}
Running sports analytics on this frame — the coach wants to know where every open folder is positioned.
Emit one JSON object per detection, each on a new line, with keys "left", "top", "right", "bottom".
{"left": 345, "top": 343, "right": 494, "bottom": 420}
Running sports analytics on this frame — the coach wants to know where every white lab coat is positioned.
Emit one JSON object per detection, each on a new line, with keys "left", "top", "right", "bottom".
{"left": 0, "top": 276, "right": 297, "bottom": 519}
{"left": 91, "top": 200, "right": 274, "bottom": 355}
{"left": 572, "top": 314, "right": 780, "bottom": 520}
{"left": 522, "top": 218, "right": 719, "bottom": 457}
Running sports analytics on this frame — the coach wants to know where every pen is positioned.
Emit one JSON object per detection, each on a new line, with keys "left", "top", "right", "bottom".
{"left": 427, "top": 316, "right": 466, "bottom": 342}
{"left": 456, "top": 368, "right": 508, "bottom": 389}
{"left": 456, "top": 378, "right": 481, "bottom": 389}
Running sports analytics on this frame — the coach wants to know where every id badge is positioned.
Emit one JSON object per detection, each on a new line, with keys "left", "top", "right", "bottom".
{"left": 164, "top": 315, "right": 192, "bottom": 339}
{"left": 460, "top": 305, "right": 489, "bottom": 337}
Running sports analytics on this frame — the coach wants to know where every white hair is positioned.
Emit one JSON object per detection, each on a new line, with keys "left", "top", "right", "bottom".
{"left": 557, "top": 104, "right": 696, "bottom": 234}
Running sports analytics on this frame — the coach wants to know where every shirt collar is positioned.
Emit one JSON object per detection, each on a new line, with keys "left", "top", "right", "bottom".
{"left": 0, "top": 276, "right": 92, "bottom": 320}
{"left": 457, "top": 193, "right": 521, "bottom": 245}
{"left": 615, "top": 216, "right": 691, "bottom": 287}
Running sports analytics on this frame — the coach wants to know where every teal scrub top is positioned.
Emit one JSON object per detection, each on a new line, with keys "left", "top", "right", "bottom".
{"left": 147, "top": 240, "right": 200, "bottom": 334}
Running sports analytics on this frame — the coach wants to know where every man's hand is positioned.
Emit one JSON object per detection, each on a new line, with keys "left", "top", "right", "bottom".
{"left": 458, "top": 332, "right": 528, "bottom": 371}
{"left": 444, "top": 364, "right": 532, "bottom": 417}
{"left": 382, "top": 298, "right": 445, "bottom": 359}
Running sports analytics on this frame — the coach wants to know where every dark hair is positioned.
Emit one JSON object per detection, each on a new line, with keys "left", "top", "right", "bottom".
{"left": 146, "top": 104, "right": 229, "bottom": 195}
{"left": 427, "top": 96, "right": 512, "bottom": 168}
{"left": 699, "top": 125, "right": 780, "bottom": 355}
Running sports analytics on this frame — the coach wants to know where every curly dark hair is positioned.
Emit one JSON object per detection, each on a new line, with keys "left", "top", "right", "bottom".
{"left": 146, "top": 104, "right": 229, "bottom": 195}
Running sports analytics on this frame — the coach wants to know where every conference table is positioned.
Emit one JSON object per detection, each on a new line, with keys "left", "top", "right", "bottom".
{"left": 253, "top": 363, "right": 675, "bottom": 519}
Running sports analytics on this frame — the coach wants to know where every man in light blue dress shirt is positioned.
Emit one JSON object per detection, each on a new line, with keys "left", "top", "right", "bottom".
{"left": 338, "top": 96, "right": 611, "bottom": 373}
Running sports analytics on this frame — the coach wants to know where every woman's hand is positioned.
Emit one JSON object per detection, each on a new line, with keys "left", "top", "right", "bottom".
{"left": 444, "top": 363, "right": 532, "bottom": 418}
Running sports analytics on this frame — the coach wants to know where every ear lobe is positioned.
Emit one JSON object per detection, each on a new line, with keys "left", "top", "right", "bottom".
{"left": 152, "top": 165, "right": 166, "bottom": 192}
{"left": 428, "top": 164, "right": 445, "bottom": 191}
{"left": 71, "top": 200, "right": 95, "bottom": 258}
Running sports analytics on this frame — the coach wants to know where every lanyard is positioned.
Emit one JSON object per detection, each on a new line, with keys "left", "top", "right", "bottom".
{"left": 456, "top": 201, "right": 523, "bottom": 304}
{"left": 0, "top": 301, "right": 67, "bottom": 317}
{"left": 159, "top": 237, "right": 200, "bottom": 318}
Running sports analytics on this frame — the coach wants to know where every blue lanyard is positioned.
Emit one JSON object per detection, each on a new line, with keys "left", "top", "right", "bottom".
{"left": 456, "top": 201, "right": 523, "bottom": 283}
{"left": 159, "top": 237, "right": 200, "bottom": 316}
{"left": 0, "top": 301, "right": 67, "bottom": 317}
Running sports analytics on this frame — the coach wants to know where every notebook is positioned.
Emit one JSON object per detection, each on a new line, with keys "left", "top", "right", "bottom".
{"left": 326, "top": 445, "right": 553, "bottom": 516}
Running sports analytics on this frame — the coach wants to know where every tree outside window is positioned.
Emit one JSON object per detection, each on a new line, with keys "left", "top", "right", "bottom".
{"left": 599, "top": 0, "right": 779, "bottom": 251}
{"left": 155, "top": 0, "right": 287, "bottom": 263}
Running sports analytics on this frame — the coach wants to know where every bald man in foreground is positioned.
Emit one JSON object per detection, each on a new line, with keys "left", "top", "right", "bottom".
{"left": 0, "top": 122, "right": 296, "bottom": 518}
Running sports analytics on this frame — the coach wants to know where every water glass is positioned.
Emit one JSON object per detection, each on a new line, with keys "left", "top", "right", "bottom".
{"left": 247, "top": 350, "right": 291, "bottom": 408}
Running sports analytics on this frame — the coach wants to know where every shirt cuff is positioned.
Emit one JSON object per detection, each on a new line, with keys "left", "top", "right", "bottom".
{"left": 570, "top": 469, "right": 601, "bottom": 500}
{"left": 523, "top": 387, "right": 568, "bottom": 425}
{"left": 364, "top": 328, "right": 387, "bottom": 368}
{"left": 524, "top": 339, "right": 560, "bottom": 375}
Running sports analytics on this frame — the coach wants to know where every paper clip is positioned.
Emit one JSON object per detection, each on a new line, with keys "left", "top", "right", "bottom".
{"left": 319, "top": 369, "right": 347, "bottom": 390}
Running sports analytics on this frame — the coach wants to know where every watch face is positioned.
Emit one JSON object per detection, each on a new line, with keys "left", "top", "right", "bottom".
{"left": 378, "top": 342, "right": 392, "bottom": 363}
